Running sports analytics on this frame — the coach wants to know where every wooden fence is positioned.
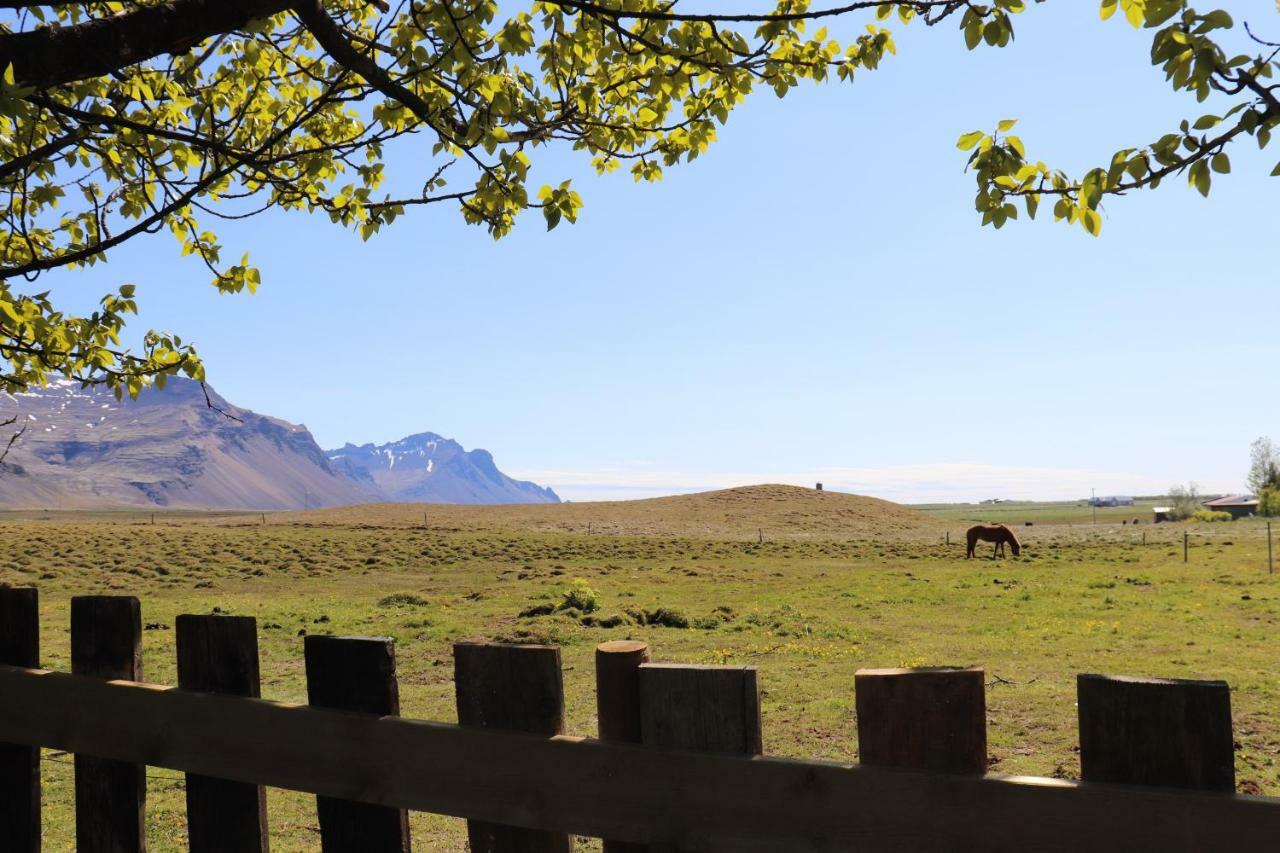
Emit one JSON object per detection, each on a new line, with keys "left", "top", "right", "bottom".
{"left": 1, "top": 585, "right": 1278, "bottom": 851}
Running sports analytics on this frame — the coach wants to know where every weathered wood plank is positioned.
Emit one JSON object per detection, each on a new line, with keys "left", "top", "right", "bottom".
{"left": 71, "top": 595, "right": 145, "bottom": 853}
{"left": 455, "top": 641, "right": 572, "bottom": 853}
{"left": 305, "top": 635, "right": 411, "bottom": 852}
{"left": 639, "top": 663, "right": 762, "bottom": 756}
{"left": 1078, "top": 673, "right": 1235, "bottom": 791}
{"left": 0, "top": 665, "right": 1278, "bottom": 852}
{"left": 0, "top": 587, "right": 39, "bottom": 852}
{"left": 595, "top": 640, "right": 649, "bottom": 853}
{"left": 176, "top": 614, "right": 270, "bottom": 853}
{"left": 640, "top": 663, "right": 762, "bottom": 853}
{"left": 855, "top": 667, "right": 987, "bottom": 774}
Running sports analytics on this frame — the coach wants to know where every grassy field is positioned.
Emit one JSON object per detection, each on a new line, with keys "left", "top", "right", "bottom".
{"left": 911, "top": 498, "right": 1164, "bottom": 526}
{"left": 1, "top": 485, "right": 1277, "bottom": 850}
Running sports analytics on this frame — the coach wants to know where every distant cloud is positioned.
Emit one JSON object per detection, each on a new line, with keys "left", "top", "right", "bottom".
{"left": 508, "top": 462, "right": 1240, "bottom": 504}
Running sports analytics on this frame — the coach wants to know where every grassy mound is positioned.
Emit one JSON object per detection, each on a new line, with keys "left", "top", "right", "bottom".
{"left": 281, "top": 483, "right": 940, "bottom": 540}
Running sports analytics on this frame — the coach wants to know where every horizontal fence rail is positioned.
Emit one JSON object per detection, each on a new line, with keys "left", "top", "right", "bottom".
{"left": 2, "top": 665, "right": 1280, "bottom": 851}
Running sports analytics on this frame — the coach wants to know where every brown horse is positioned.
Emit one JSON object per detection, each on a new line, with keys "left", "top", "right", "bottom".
{"left": 966, "top": 524, "right": 1021, "bottom": 559}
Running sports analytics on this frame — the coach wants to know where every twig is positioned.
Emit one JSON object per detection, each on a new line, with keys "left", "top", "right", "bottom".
{"left": 200, "top": 381, "right": 243, "bottom": 422}
{"left": 1245, "top": 22, "right": 1280, "bottom": 49}
{"left": 0, "top": 416, "right": 28, "bottom": 464}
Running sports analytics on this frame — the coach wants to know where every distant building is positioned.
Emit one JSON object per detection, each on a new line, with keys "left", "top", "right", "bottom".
{"left": 1153, "top": 507, "right": 1173, "bottom": 523}
{"left": 1089, "top": 496, "right": 1135, "bottom": 507}
{"left": 1201, "top": 495, "right": 1259, "bottom": 520}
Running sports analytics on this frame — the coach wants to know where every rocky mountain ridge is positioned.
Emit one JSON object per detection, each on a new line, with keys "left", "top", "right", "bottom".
{"left": 0, "top": 378, "right": 557, "bottom": 510}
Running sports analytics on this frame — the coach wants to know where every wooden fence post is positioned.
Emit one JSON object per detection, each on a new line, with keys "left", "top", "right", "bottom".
{"left": 1077, "top": 674, "right": 1235, "bottom": 791}
{"left": 1184, "top": 530, "right": 1189, "bottom": 563}
{"left": 0, "top": 587, "right": 40, "bottom": 852}
{"left": 639, "top": 664, "right": 762, "bottom": 756}
{"left": 639, "top": 663, "right": 762, "bottom": 852}
{"left": 176, "top": 614, "right": 270, "bottom": 852}
{"left": 596, "top": 641, "right": 650, "bottom": 853}
{"left": 454, "top": 641, "right": 572, "bottom": 853}
{"left": 305, "top": 636, "right": 411, "bottom": 852}
{"left": 72, "top": 595, "right": 145, "bottom": 853}
{"left": 854, "top": 667, "right": 987, "bottom": 774}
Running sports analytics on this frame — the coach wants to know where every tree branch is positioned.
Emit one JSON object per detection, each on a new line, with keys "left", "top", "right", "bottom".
{"left": 0, "top": 0, "right": 293, "bottom": 90}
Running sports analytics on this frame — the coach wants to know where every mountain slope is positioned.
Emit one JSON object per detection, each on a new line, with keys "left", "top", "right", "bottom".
{"left": 326, "top": 433, "right": 559, "bottom": 504}
{"left": 0, "top": 378, "right": 372, "bottom": 510}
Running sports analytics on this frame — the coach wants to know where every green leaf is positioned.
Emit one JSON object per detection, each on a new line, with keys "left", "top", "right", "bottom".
{"left": 1082, "top": 208, "right": 1102, "bottom": 236}
{"left": 997, "top": 119, "right": 1018, "bottom": 132}
{"left": 956, "top": 131, "right": 984, "bottom": 151}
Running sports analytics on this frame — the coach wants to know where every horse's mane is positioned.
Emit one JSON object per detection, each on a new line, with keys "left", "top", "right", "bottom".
{"left": 999, "top": 523, "right": 1021, "bottom": 547}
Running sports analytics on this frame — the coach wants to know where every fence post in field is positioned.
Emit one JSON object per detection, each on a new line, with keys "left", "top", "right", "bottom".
{"left": 176, "top": 614, "right": 270, "bottom": 852}
{"left": 71, "top": 595, "right": 145, "bottom": 853}
{"left": 1184, "top": 530, "right": 1189, "bottom": 563}
{"left": 454, "top": 641, "right": 572, "bottom": 853}
{"left": 1268, "top": 522, "right": 1273, "bottom": 575}
{"left": 596, "top": 641, "right": 650, "bottom": 853}
{"left": 305, "top": 635, "right": 412, "bottom": 852}
{"left": 853, "top": 667, "right": 987, "bottom": 774}
{"left": 0, "top": 587, "right": 40, "bottom": 852}
{"left": 1077, "top": 674, "right": 1235, "bottom": 791}
{"left": 639, "top": 663, "right": 763, "bottom": 852}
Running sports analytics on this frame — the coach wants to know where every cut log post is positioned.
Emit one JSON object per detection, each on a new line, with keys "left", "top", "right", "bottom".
{"left": 0, "top": 587, "right": 39, "bottom": 852}
{"left": 596, "top": 641, "right": 650, "bottom": 853}
{"left": 1077, "top": 674, "right": 1235, "bottom": 791}
{"left": 176, "top": 614, "right": 270, "bottom": 852}
{"left": 305, "top": 635, "right": 411, "bottom": 852}
{"left": 455, "top": 641, "right": 572, "bottom": 853}
{"left": 72, "top": 595, "right": 145, "bottom": 853}
{"left": 854, "top": 667, "right": 987, "bottom": 774}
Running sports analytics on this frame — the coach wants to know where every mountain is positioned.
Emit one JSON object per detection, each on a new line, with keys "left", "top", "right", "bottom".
{"left": 326, "top": 433, "right": 560, "bottom": 505}
{"left": 0, "top": 378, "right": 557, "bottom": 510}
{"left": 0, "top": 377, "right": 372, "bottom": 510}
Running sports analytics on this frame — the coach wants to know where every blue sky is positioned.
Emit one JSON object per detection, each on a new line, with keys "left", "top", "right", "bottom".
{"left": 29, "top": 2, "right": 1278, "bottom": 502}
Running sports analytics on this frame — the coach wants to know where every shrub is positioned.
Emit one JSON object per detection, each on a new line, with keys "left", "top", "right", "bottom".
{"left": 1260, "top": 488, "right": 1280, "bottom": 518}
{"left": 692, "top": 615, "right": 721, "bottom": 630}
{"left": 579, "top": 612, "right": 629, "bottom": 629}
{"left": 625, "top": 606, "right": 689, "bottom": 628}
{"left": 1192, "top": 509, "right": 1232, "bottom": 523}
{"left": 378, "top": 593, "right": 429, "bottom": 607}
{"left": 560, "top": 579, "right": 599, "bottom": 613}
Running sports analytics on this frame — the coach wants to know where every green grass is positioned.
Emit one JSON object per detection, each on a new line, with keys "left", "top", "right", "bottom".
{"left": 1, "top": 514, "right": 1278, "bottom": 850}
{"left": 912, "top": 498, "right": 1163, "bottom": 526}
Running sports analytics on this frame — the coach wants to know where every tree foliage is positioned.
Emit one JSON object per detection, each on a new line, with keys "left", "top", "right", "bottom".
{"left": 1248, "top": 436, "right": 1280, "bottom": 497}
{"left": 1167, "top": 481, "right": 1201, "bottom": 520}
{"left": 0, "top": 0, "right": 1276, "bottom": 396}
